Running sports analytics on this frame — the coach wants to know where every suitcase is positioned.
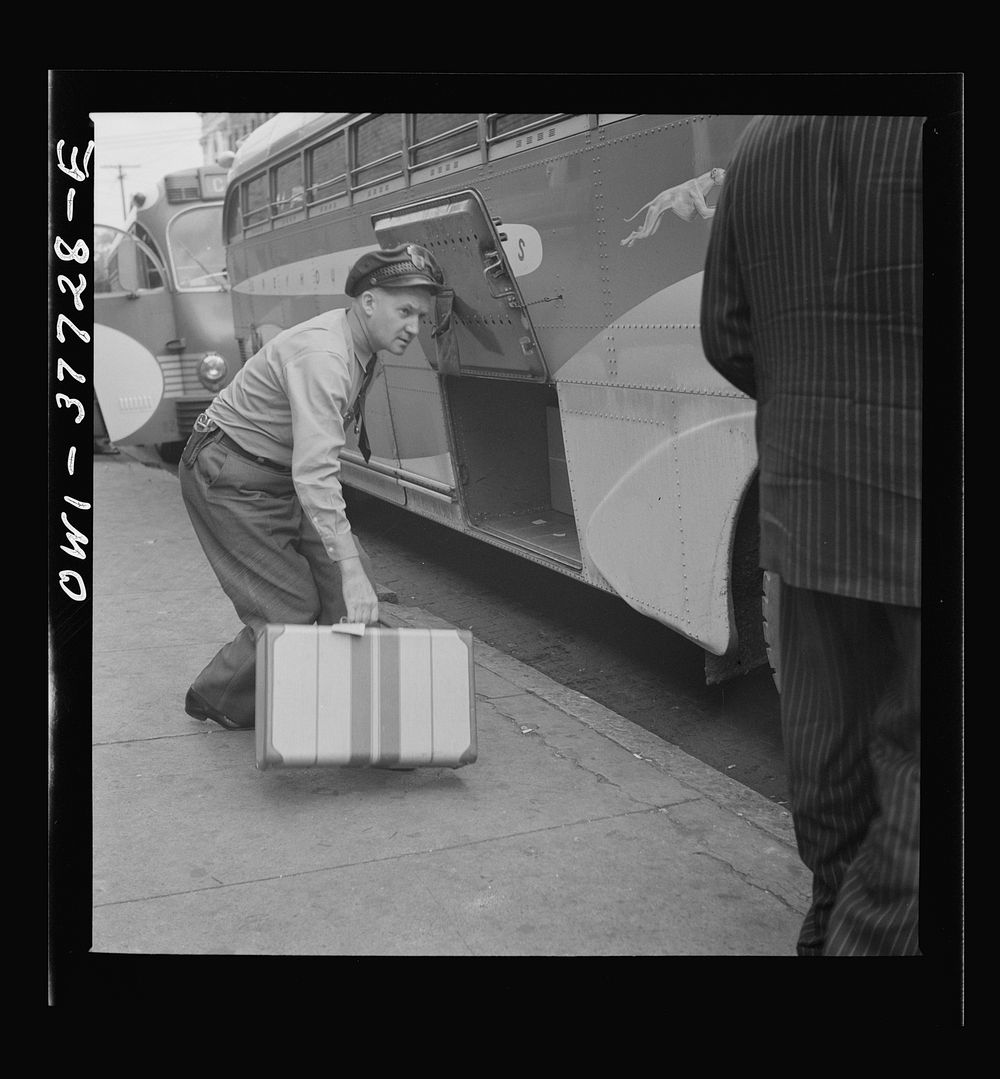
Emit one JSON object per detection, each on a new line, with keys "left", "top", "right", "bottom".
{"left": 255, "top": 623, "right": 477, "bottom": 770}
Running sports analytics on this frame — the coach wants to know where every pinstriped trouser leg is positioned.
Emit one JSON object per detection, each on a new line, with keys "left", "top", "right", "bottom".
{"left": 779, "top": 583, "right": 920, "bottom": 956}
{"left": 823, "top": 605, "right": 921, "bottom": 955}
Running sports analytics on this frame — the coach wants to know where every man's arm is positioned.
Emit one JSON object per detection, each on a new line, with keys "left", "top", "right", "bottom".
{"left": 285, "top": 349, "right": 378, "bottom": 623}
{"left": 700, "top": 178, "right": 758, "bottom": 400}
{"left": 337, "top": 555, "right": 379, "bottom": 625}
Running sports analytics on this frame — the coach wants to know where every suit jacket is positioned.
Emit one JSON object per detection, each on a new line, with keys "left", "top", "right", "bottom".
{"left": 701, "top": 115, "right": 923, "bottom": 608}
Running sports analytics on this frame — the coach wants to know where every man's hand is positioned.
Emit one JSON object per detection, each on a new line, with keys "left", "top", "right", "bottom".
{"left": 339, "top": 555, "right": 379, "bottom": 625}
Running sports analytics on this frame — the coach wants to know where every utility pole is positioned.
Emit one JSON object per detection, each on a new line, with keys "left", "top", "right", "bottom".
{"left": 101, "top": 164, "right": 140, "bottom": 221}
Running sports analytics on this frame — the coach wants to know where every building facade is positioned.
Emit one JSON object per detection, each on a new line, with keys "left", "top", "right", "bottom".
{"left": 199, "top": 112, "right": 278, "bottom": 165}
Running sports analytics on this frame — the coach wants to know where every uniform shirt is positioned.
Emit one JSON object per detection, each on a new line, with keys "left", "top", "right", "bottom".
{"left": 701, "top": 115, "right": 923, "bottom": 608}
{"left": 205, "top": 308, "right": 369, "bottom": 562}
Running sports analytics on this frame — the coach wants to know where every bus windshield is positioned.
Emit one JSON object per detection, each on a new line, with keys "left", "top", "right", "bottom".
{"left": 167, "top": 205, "right": 228, "bottom": 290}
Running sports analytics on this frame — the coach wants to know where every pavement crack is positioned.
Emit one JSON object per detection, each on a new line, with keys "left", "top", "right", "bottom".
{"left": 93, "top": 731, "right": 223, "bottom": 747}
{"left": 692, "top": 851, "right": 800, "bottom": 913}
{"left": 92, "top": 807, "right": 680, "bottom": 909}
{"left": 544, "top": 740, "right": 657, "bottom": 807}
{"left": 494, "top": 706, "right": 659, "bottom": 809}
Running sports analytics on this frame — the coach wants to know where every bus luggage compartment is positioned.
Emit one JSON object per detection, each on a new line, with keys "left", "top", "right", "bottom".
{"left": 443, "top": 375, "right": 581, "bottom": 571}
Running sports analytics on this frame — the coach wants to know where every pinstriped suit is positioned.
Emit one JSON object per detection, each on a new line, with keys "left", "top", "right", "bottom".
{"left": 701, "top": 116, "right": 923, "bottom": 955}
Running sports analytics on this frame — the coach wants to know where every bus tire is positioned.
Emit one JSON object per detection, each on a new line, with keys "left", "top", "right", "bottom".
{"left": 156, "top": 441, "right": 185, "bottom": 465}
{"left": 761, "top": 570, "right": 781, "bottom": 694}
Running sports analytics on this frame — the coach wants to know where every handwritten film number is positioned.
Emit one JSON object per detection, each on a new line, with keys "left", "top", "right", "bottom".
{"left": 54, "top": 140, "right": 94, "bottom": 601}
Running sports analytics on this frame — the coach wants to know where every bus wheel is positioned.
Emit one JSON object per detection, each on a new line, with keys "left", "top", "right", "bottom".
{"left": 761, "top": 570, "right": 781, "bottom": 694}
{"left": 156, "top": 442, "right": 184, "bottom": 465}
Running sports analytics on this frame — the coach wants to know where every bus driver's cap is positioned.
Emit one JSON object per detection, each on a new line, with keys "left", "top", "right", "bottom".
{"left": 345, "top": 243, "right": 445, "bottom": 297}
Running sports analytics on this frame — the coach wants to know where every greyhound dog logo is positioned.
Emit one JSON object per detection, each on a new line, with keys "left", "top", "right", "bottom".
{"left": 621, "top": 167, "right": 726, "bottom": 247}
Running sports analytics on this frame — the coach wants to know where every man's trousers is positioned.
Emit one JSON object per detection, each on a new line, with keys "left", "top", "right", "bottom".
{"left": 178, "top": 426, "right": 374, "bottom": 728}
{"left": 778, "top": 581, "right": 921, "bottom": 956}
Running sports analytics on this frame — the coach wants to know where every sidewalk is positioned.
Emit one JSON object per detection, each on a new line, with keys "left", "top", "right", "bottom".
{"left": 91, "top": 454, "right": 811, "bottom": 956}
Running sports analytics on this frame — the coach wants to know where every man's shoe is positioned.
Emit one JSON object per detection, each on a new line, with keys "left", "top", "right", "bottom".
{"left": 184, "top": 687, "right": 253, "bottom": 731}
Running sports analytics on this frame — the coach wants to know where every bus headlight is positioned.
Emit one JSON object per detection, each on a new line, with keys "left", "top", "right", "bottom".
{"left": 198, "top": 352, "right": 228, "bottom": 388}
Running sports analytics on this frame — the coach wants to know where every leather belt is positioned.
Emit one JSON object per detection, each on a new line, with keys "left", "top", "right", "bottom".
{"left": 216, "top": 430, "right": 290, "bottom": 473}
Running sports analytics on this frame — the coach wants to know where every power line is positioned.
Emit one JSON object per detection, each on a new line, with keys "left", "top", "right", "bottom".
{"left": 101, "top": 164, "right": 141, "bottom": 219}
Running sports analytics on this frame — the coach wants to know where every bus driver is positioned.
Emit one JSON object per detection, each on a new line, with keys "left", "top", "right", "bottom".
{"left": 178, "top": 243, "right": 446, "bottom": 730}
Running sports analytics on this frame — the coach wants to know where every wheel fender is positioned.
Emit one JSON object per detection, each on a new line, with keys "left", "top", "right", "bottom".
{"left": 584, "top": 408, "right": 757, "bottom": 655}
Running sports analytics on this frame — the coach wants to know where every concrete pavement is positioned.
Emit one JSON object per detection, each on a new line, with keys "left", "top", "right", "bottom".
{"left": 91, "top": 453, "right": 812, "bottom": 956}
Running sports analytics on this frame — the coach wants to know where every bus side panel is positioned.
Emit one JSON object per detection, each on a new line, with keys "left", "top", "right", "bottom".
{"left": 549, "top": 115, "right": 758, "bottom": 654}
{"left": 549, "top": 115, "right": 751, "bottom": 391}
{"left": 604, "top": 114, "right": 749, "bottom": 335}
{"left": 460, "top": 147, "right": 605, "bottom": 380}
{"left": 468, "top": 116, "right": 749, "bottom": 383}
{"left": 559, "top": 381, "right": 757, "bottom": 655}
{"left": 382, "top": 361, "right": 457, "bottom": 490}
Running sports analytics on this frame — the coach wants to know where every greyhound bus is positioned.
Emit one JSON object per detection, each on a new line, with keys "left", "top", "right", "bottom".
{"left": 93, "top": 165, "right": 242, "bottom": 462}
{"left": 221, "top": 112, "right": 772, "bottom": 682}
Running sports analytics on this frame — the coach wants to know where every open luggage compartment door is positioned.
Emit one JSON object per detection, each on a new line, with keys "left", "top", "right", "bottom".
{"left": 372, "top": 189, "right": 548, "bottom": 382}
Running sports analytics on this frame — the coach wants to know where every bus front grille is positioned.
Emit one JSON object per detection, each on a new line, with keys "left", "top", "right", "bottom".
{"left": 160, "top": 354, "right": 211, "bottom": 397}
{"left": 165, "top": 177, "right": 201, "bottom": 203}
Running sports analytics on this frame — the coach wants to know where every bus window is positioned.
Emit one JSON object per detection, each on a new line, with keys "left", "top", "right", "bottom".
{"left": 485, "top": 113, "right": 588, "bottom": 159}
{"left": 243, "top": 173, "right": 270, "bottom": 233}
{"left": 224, "top": 187, "right": 241, "bottom": 243}
{"left": 490, "top": 113, "right": 556, "bottom": 139}
{"left": 352, "top": 113, "right": 403, "bottom": 189}
{"left": 410, "top": 114, "right": 479, "bottom": 166}
{"left": 167, "top": 206, "right": 228, "bottom": 290}
{"left": 132, "top": 222, "right": 165, "bottom": 289}
{"left": 307, "top": 132, "right": 348, "bottom": 209}
{"left": 273, "top": 155, "right": 305, "bottom": 223}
